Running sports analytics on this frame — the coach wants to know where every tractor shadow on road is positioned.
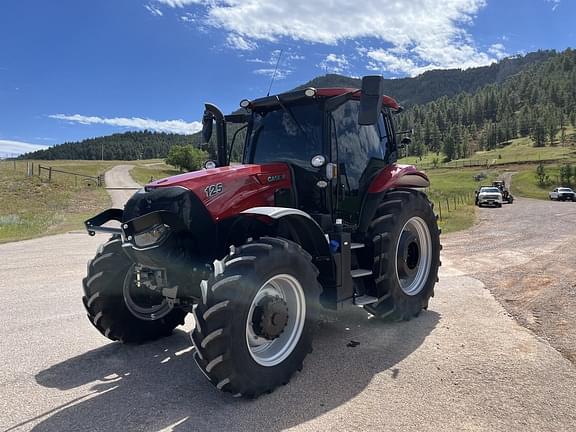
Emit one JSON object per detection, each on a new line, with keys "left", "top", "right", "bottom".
{"left": 32, "top": 308, "right": 439, "bottom": 432}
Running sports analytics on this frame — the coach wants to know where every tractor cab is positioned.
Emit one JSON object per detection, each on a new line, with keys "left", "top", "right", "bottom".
{"left": 202, "top": 77, "right": 407, "bottom": 228}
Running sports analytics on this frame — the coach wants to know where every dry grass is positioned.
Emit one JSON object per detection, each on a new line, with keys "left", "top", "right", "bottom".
{"left": 0, "top": 160, "right": 111, "bottom": 243}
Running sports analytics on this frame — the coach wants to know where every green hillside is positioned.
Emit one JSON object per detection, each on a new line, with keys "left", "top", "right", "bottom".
{"left": 297, "top": 50, "right": 555, "bottom": 106}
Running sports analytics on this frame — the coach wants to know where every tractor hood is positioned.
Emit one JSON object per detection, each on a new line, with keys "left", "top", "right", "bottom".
{"left": 146, "top": 163, "right": 292, "bottom": 221}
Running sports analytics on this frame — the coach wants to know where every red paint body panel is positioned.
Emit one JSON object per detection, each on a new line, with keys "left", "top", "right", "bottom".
{"left": 315, "top": 88, "right": 401, "bottom": 111}
{"left": 367, "top": 164, "right": 429, "bottom": 193}
{"left": 148, "top": 163, "right": 292, "bottom": 221}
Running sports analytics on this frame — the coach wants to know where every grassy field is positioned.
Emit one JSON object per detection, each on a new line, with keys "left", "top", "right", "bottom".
{"left": 0, "top": 160, "right": 116, "bottom": 243}
{"left": 399, "top": 127, "right": 576, "bottom": 168}
{"left": 511, "top": 165, "right": 564, "bottom": 200}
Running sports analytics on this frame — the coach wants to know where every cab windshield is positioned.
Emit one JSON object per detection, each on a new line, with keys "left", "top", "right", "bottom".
{"left": 244, "top": 101, "right": 323, "bottom": 168}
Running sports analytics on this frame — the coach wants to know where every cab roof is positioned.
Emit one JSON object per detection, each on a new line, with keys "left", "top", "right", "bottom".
{"left": 247, "top": 87, "right": 401, "bottom": 112}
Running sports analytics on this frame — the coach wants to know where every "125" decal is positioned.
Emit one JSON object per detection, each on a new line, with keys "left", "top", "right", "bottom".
{"left": 204, "top": 183, "right": 223, "bottom": 198}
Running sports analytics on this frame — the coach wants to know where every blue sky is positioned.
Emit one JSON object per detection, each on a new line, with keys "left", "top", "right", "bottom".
{"left": 1, "top": 0, "right": 574, "bottom": 156}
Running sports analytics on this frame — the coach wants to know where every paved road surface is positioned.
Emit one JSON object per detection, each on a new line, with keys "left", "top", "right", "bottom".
{"left": 1, "top": 174, "right": 575, "bottom": 431}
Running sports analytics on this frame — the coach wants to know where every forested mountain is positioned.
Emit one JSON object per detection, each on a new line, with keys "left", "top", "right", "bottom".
{"left": 298, "top": 50, "right": 555, "bottom": 106}
{"left": 20, "top": 131, "right": 204, "bottom": 160}
{"left": 20, "top": 49, "right": 573, "bottom": 162}
{"left": 397, "top": 49, "right": 576, "bottom": 160}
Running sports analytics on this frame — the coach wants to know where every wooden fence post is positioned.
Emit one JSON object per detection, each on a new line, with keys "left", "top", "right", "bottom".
{"left": 438, "top": 202, "right": 442, "bottom": 221}
{"left": 48, "top": 167, "right": 52, "bottom": 183}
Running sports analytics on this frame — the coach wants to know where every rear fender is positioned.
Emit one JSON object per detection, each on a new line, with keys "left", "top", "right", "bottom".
{"left": 358, "top": 164, "right": 430, "bottom": 233}
{"left": 367, "top": 164, "right": 429, "bottom": 193}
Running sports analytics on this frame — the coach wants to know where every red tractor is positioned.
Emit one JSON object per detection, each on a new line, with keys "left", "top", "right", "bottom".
{"left": 83, "top": 76, "right": 441, "bottom": 398}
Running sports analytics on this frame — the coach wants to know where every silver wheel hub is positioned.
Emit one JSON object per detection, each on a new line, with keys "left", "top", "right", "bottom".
{"left": 395, "top": 216, "right": 432, "bottom": 296}
{"left": 246, "top": 274, "right": 306, "bottom": 367}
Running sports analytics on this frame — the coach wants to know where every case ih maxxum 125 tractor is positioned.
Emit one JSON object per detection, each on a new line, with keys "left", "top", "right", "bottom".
{"left": 83, "top": 76, "right": 441, "bottom": 398}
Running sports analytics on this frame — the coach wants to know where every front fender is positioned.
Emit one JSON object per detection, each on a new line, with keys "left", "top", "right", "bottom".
{"left": 239, "top": 207, "right": 331, "bottom": 259}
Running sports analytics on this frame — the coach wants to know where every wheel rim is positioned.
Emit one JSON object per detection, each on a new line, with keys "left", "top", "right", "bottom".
{"left": 123, "top": 265, "right": 173, "bottom": 321}
{"left": 395, "top": 216, "right": 432, "bottom": 296}
{"left": 245, "top": 274, "right": 306, "bottom": 367}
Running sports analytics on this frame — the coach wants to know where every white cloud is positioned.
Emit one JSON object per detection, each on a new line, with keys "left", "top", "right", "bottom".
{"left": 49, "top": 114, "right": 202, "bottom": 135}
{"left": 226, "top": 34, "right": 257, "bottom": 50}
{"left": 157, "top": 0, "right": 201, "bottom": 7}
{"left": 145, "top": 4, "right": 163, "bottom": 16}
{"left": 0, "top": 139, "right": 49, "bottom": 157}
{"left": 180, "top": 13, "right": 195, "bottom": 22}
{"left": 488, "top": 43, "right": 508, "bottom": 59}
{"left": 318, "top": 54, "right": 350, "bottom": 74}
{"left": 253, "top": 68, "right": 290, "bottom": 80}
{"left": 546, "top": 0, "right": 561, "bottom": 11}
{"left": 161, "top": 0, "right": 505, "bottom": 76}
{"left": 367, "top": 50, "right": 422, "bottom": 75}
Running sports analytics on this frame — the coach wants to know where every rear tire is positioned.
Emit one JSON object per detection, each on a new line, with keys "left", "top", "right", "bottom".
{"left": 364, "top": 189, "right": 440, "bottom": 320}
{"left": 82, "top": 236, "right": 187, "bottom": 343}
{"left": 191, "top": 237, "right": 321, "bottom": 398}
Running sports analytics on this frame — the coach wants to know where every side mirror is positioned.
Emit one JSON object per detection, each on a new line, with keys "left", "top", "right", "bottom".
{"left": 202, "top": 110, "right": 214, "bottom": 143}
{"left": 358, "top": 75, "right": 384, "bottom": 125}
{"left": 399, "top": 137, "right": 412, "bottom": 148}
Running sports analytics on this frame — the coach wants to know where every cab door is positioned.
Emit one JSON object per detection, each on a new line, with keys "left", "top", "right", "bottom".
{"left": 329, "top": 100, "right": 391, "bottom": 224}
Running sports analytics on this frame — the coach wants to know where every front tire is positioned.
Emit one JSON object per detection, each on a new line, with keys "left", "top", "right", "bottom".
{"left": 82, "top": 236, "right": 187, "bottom": 343}
{"left": 364, "top": 189, "right": 440, "bottom": 320}
{"left": 191, "top": 237, "right": 321, "bottom": 398}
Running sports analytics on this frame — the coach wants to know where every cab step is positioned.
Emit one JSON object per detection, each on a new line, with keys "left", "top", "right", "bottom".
{"left": 351, "top": 269, "right": 372, "bottom": 278}
{"left": 354, "top": 295, "right": 379, "bottom": 306}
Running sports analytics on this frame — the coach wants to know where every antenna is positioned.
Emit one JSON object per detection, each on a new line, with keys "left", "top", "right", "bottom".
{"left": 267, "top": 49, "right": 283, "bottom": 96}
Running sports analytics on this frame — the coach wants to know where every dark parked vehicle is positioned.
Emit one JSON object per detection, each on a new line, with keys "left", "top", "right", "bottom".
{"left": 492, "top": 180, "right": 514, "bottom": 204}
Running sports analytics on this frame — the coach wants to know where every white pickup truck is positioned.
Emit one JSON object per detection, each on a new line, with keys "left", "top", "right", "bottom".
{"left": 475, "top": 186, "right": 503, "bottom": 208}
{"left": 549, "top": 187, "right": 576, "bottom": 201}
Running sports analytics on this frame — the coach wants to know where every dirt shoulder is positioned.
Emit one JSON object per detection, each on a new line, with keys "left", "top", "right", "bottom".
{"left": 442, "top": 196, "right": 576, "bottom": 362}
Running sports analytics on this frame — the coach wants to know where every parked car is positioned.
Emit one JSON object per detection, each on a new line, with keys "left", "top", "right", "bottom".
{"left": 475, "top": 186, "right": 503, "bottom": 207}
{"left": 549, "top": 187, "right": 576, "bottom": 201}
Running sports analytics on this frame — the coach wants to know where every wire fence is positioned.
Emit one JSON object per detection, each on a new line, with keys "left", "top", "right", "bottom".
{"left": 0, "top": 160, "right": 104, "bottom": 187}
{"left": 428, "top": 190, "right": 477, "bottom": 222}
{"left": 414, "top": 159, "right": 498, "bottom": 170}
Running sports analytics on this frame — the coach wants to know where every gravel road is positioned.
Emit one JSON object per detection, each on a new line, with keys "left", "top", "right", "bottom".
{"left": 1, "top": 167, "right": 575, "bottom": 431}
{"left": 443, "top": 195, "right": 576, "bottom": 363}
{"left": 104, "top": 165, "right": 141, "bottom": 208}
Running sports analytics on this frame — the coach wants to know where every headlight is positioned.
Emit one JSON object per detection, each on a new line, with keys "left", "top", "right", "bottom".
{"left": 133, "top": 223, "right": 170, "bottom": 248}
